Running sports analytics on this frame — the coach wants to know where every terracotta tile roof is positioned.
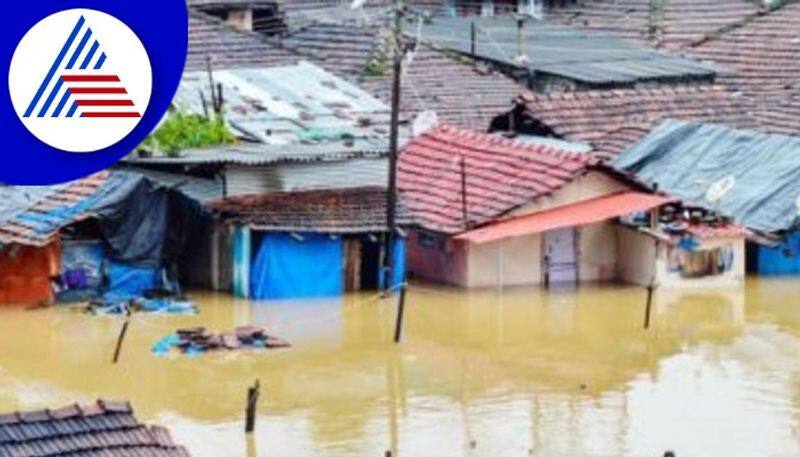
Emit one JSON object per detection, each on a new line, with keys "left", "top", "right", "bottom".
{"left": 0, "top": 172, "right": 112, "bottom": 247}
{"left": 212, "top": 186, "right": 413, "bottom": 233}
{"left": 686, "top": 3, "right": 800, "bottom": 135}
{"left": 548, "top": 0, "right": 763, "bottom": 49}
{"left": 360, "top": 44, "right": 523, "bottom": 130}
{"left": 398, "top": 123, "right": 595, "bottom": 234}
{"left": 0, "top": 399, "right": 190, "bottom": 457}
{"left": 187, "top": 10, "right": 298, "bottom": 71}
{"left": 514, "top": 84, "right": 754, "bottom": 158}
{"left": 282, "top": 22, "right": 386, "bottom": 81}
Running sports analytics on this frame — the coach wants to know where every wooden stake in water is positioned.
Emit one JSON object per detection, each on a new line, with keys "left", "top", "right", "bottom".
{"left": 245, "top": 379, "right": 260, "bottom": 433}
{"left": 644, "top": 284, "right": 654, "bottom": 330}
{"left": 394, "top": 284, "right": 408, "bottom": 344}
{"left": 112, "top": 302, "right": 133, "bottom": 364}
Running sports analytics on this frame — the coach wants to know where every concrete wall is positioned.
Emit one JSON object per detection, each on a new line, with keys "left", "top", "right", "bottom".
{"left": 617, "top": 226, "right": 658, "bottom": 286}
{"left": 408, "top": 171, "right": 631, "bottom": 288}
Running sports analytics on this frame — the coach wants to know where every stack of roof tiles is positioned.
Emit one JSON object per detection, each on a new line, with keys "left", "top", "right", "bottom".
{"left": 0, "top": 400, "right": 190, "bottom": 457}
{"left": 548, "top": 0, "right": 763, "bottom": 49}
{"left": 213, "top": 186, "right": 413, "bottom": 233}
{"left": 398, "top": 123, "right": 595, "bottom": 234}
{"left": 187, "top": 10, "right": 297, "bottom": 71}
{"left": 514, "top": 85, "right": 753, "bottom": 158}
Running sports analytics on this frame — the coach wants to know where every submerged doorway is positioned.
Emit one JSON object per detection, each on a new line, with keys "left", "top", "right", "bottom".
{"left": 544, "top": 228, "right": 578, "bottom": 286}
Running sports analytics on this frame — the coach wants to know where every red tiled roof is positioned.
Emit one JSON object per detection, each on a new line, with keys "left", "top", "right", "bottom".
{"left": 212, "top": 186, "right": 414, "bottom": 233}
{"left": 0, "top": 399, "right": 190, "bottom": 456}
{"left": 515, "top": 84, "right": 754, "bottom": 158}
{"left": 456, "top": 191, "right": 672, "bottom": 244}
{"left": 685, "top": 223, "right": 749, "bottom": 239}
{"left": 398, "top": 123, "right": 595, "bottom": 234}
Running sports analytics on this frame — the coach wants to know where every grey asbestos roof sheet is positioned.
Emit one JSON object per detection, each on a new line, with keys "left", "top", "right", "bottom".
{"left": 416, "top": 16, "right": 716, "bottom": 85}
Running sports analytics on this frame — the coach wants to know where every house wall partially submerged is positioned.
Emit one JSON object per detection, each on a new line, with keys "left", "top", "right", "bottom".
{"left": 0, "top": 240, "right": 60, "bottom": 305}
{"left": 617, "top": 226, "right": 746, "bottom": 289}
{"left": 408, "top": 171, "right": 627, "bottom": 287}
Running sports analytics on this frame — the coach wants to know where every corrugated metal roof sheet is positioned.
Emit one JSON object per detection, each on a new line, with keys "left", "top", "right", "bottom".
{"left": 125, "top": 136, "right": 391, "bottom": 166}
{"left": 612, "top": 120, "right": 800, "bottom": 234}
{"left": 173, "top": 61, "right": 390, "bottom": 144}
{"left": 456, "top": 191, "right": 671, "bottom": 243}
{"left": 416, "top": 16, "right": 716, "bottom": 85}
{"left": 114, "top": 166, "right": 224, "bottom": 203}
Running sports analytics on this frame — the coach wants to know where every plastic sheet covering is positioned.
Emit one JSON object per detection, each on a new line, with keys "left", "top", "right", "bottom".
{"left": 60, "top": 240, "right": 104, "bottom": 290}
{"left": 756, "top": 231, "right": 800, "bottom": 275}
{"left": 612, "top": 120, "right": 800, "bottom": 233}
{"left": 104, "top": 261, "right": 159, "bottom": 301}
{"left": 250, "top": 233, "right": 344, "bottom": 299}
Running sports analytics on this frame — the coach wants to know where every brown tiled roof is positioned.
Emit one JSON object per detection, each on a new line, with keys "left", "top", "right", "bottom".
{"left": 282, "top": 22, "right": 386, "bottom": 80}
{"left": 548, "top": 0, "right": 763, "bottom": 49}
{"left": 398, "top": 123, "right": 595, "bottom": 234}
{"left": 751, "top": 89, "right": 800, "bottom": 136}
{"left": 213, "top": 187, "right": 413, "bottom": 233}
{"left": 361, "top": 45, "right": 523, "bottom": 131}
{"left": 187, "top": 10, "right": 298, "bottom": 71}
{"left": 0, "top": 400, "right": 190, "bottom": 457}
{"left": 515, "top": 84, "right": 754, "bottom": 158}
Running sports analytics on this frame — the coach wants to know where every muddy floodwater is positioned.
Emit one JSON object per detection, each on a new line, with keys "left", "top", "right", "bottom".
{"left": 1, "top": 279, "right": 799, "bottom": 456}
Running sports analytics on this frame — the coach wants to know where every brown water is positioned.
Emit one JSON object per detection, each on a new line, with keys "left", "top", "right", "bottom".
{"left": 1, "top": 279, "right": 799, "bottom": 456}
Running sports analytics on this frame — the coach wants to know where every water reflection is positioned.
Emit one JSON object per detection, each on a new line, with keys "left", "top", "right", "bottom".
{"left": 0, "top": 279, "right": 797, "bottom": 456}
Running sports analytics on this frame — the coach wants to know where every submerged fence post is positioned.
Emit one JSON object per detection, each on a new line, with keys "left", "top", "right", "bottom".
{"left": 245, "top": 379, "right": 260, "bottom": 433}
{"left": 393, "top": 283, "right": 408, "bottom": 343}
{"left": 644, "top": 284, "right": 654, "bottom": 330}
{"left": 112, "top": 302, "right": 133, "bottom": 364}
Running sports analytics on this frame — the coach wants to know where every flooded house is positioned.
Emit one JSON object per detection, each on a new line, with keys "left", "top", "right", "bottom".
{"left": 126, "top": 60, "right": 399, "bottom": 297}
{"left": 212, "top": 187, "right": 412, "bottom": 299}
{"left": 0, "top": 171, "right": 208, "bottom": 306}
{"left": 613, "top": 120, "right": 800, "bottom": 278}
{"left": 398, "top": 123, "right": 684, "bottom": 288}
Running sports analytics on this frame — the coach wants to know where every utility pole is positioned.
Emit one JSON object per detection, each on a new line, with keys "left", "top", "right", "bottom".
{"left": 383, "top": 0, "right": 404, "bottom": 291}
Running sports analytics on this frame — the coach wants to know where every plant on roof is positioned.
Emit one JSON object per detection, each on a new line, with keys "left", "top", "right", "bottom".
{"left": 363, "top": 56, "right": 389, "bottom": 77}
{"left": 138, "top": 110, "right": 236, "bottom": 157}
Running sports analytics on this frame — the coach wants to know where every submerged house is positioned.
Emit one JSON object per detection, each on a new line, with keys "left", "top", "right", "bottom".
{"left": 212, "top": 187, "right": 412, "bottom": 299}
{"left": 0, "top": 171, "right": 207, "bottom": 305}
{"left": 398, "top": 123, "right": 693, "bottom": 288}
{"left": 613, "top": 120, "right": 800, "bottom": 277}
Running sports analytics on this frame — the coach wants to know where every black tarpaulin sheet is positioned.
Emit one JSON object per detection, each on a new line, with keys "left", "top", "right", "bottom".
{"left": 92, "top": 172, "right": 208, "bottom": 268}
{"left": 612, "top": 120, "right": 800, "bottom": 234}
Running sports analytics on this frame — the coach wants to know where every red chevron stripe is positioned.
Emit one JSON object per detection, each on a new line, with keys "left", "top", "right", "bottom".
{"left": 61, "top": 75, "right": 120, "bottom": 82}
{"left": 76, "top": 99, "right": 134, "bottom": 106}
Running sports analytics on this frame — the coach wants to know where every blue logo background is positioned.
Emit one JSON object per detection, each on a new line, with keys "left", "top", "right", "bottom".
{"left": 2, "top": 1, "right": 188, "bottom": 185}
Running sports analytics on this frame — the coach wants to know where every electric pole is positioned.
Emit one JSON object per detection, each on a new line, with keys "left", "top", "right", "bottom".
{"left": 383, "top": 0, "right": 404, "bottom": 292}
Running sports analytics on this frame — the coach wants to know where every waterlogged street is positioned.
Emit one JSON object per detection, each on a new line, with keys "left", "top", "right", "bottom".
{"left": 0, "top": 279, "right": 799, "bottom": 456}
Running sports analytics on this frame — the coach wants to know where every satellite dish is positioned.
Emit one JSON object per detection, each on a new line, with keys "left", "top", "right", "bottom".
{"left": 350, "top": 0, "right": 365, "bottom": 9}
{"left": 412, "top": 111, "right": 438, "bottom": 136}
{"left": 706, "top": 175, "right": 736, "bottom": 203}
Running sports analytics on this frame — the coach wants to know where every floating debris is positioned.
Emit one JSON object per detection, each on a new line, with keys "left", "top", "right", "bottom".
{"left": 152, "top": 326, "right": 290, "bottom": 356}
{"left": 87, "top": 297, "right": 198, "bottom": 315}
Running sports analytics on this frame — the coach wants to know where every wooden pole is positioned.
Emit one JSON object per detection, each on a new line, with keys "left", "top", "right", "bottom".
{"left": 470, "top": 21, "right": 476, "bottom": 56}
{"left": 644, "top": 284, "right": 654, "bottom": 330}
{"left": 460, "top": 157, "right": 469, "bottom": 229}
{"left": 112, "top": 303, "right": 132, "bottom": 364}
{"left": 245, "top": 379, "right": 260, "bottom": 433}
{"left": 393, "top": 283, "right": 408, "bottom": 343}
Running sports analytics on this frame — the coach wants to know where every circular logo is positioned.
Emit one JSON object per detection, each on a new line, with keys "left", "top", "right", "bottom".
{"left": 8, "top": 9, "right": 152, "bottom": 153}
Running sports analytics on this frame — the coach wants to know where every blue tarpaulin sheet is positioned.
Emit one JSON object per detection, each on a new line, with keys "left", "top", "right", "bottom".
{"left": 104, "top": 261, "right": 159, "bottom": 301}
{"left": 757, "top": 231, "right": 800, "bottom": 275}
{"left": 379, "top": 237, "right": 406, "bottom": 290}
{"left": 250, "top": 233, "right": 344, "bottom": 299}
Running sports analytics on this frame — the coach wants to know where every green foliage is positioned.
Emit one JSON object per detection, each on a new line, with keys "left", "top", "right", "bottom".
{"left": 363, "top": 57, "right": 389, "bottom": 77}
{"left": 139, "top": 111, "right": 236, "bottom": 157}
